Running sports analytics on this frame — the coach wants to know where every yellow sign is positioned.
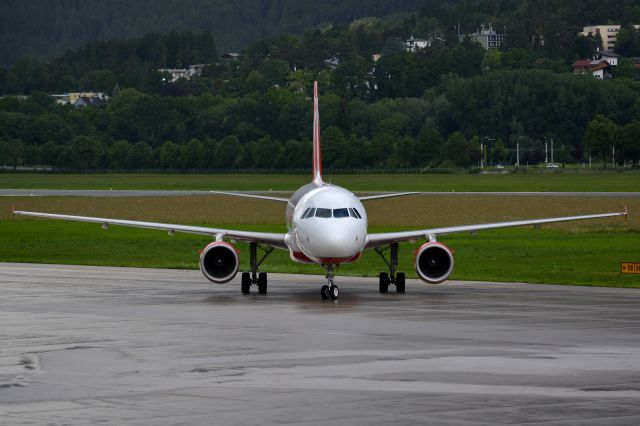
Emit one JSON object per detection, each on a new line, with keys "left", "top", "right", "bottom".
{"left": 621, "top": 262, "right": 640, "bottom": 274}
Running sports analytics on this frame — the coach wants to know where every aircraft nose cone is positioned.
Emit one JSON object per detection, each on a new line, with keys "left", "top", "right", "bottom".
{"left": 304, "top": 227, "right": 362, "bottom": 259}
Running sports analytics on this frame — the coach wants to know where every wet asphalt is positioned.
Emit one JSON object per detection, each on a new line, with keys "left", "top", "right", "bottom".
{"left": 1, "top": 263, "right": 639, "bottom": 425}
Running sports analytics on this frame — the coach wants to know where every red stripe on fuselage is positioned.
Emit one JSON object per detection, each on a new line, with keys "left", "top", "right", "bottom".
{"left": 312, "top": 81, "right": 322, "bottom": 184}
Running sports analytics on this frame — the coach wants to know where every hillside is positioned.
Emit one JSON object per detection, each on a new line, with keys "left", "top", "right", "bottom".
{"left": 0, "top": 0, "right": 430, "bottom": 67}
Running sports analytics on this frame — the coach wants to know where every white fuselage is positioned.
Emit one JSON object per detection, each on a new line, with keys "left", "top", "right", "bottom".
{"left": 285, "top": 183, "right": 367, "bottom": 264}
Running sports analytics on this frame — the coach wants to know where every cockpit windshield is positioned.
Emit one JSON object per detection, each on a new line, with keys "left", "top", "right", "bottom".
{"left": 315, "top": 208, "right": 332, "bottom": 218}
{"left": 333, "top": 208, "right": 349, "bottom": 218}
{"left": 302, "top": 207, "right": 363, "bottom": 219}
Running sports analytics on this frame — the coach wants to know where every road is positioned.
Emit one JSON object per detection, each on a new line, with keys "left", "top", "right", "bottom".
{"left": 2, "top": 189, "right": 639, "bottom": 197}
{"left": 1, "top": 263, "right": 640, "bottom": 425}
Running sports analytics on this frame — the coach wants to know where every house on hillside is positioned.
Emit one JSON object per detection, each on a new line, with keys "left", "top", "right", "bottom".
{"left": 405, "top": 35, "right": 431, "bottom": 52}
{"left": 459, "top": 24, "right": 507, "bottom": 50}
{"left": 572, "top": 59, "right": 611, "bottom": 79}
{"left": 158, "top": 64, "right": 211, "bottom": 82}
{"left": 221, "top": 52, "right": 241, "bottom": 62}
{"left": 52, "top": 92, "right": 108, "bottom": 107}
{"left": 599, "top": 50, "right": 618, "bottom": 66}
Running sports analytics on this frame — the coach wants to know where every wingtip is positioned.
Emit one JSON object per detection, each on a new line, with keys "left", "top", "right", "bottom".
{"left": 624, "top": 203, "right": 628, "bottom": 220}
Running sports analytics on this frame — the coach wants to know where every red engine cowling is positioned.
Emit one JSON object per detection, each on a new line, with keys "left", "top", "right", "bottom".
{"left": 199, "top": 242, "right": 239, "bottom": 284}
{"left": 414, "top": 242, "right": 454, "bottom": 284}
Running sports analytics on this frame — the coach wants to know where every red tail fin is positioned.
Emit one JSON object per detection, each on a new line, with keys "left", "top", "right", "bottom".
{"left": 312, "top": 81, "right": 323, "bottom": 184}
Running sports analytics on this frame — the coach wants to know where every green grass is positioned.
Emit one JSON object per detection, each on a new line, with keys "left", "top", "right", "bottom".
{"left": 1, "top": 173, "right": 638, "bottom": 288}
{"left": 1, "top": 220, "right": 638, "bottom": 288}
{"left": 2, "top": 172, "right": 640, "bottom": 192}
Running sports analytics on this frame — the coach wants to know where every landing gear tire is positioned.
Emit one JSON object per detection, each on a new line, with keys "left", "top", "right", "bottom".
{"left": 257, "top": 272, "right": 268, "bottom": 294}
{"left": 330, "top": 285, "right": 339, "bottom": 300}
{"left": 321, "top": 285, "right": 331, "bottom": 300}
{"left": 396, "top": 272, "right": 406, "bottom": 293}
{"left": 241, "top": 272, "right": 251, "bottom": 294}
{"left": 379, "top": 272, "right": 390, "bottom": 293}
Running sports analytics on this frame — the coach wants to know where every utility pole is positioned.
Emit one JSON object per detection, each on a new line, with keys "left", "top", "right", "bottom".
{"left": 545, "top": 142, "right": 548, "bottom": 163}
{"left": 516, "top": 141, "right": 520, "bottom": 167}
{"left": 551, "top": 138, "right": 554, "bottom": 163}
{"left": 612, "top": 145, "right": 615, "bottom": 167}
{"left": 480, "top": 143, "right": 484, "bottom": 169}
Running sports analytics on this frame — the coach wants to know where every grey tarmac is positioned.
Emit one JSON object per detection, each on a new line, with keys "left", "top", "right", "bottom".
{"left": 1, "top": 262, "right": 640, "bottom": 425}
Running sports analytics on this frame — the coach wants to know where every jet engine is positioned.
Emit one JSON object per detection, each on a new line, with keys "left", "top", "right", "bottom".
{"left": 414, "top": 242, "right": 454, "bottom": 284}
{"left": 200, "top": 242, "right": 239, "bottom": 284}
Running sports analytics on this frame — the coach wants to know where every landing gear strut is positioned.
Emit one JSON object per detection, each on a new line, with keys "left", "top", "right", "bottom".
{"left": 320, "top": 264, "right": 340, "bottom": 300}
{"left": 241, "top": 242, "right": 273, "bottom": 295}
{"left": 375, "top": 243, "right": 406, "bottom": 294}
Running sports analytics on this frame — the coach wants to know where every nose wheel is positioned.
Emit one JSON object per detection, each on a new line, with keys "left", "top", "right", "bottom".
{"left": 320, "top": 284, "right": 339, "bottom": 300}
{"left": 320, "top": 264, "right": 340, "bottom": 300}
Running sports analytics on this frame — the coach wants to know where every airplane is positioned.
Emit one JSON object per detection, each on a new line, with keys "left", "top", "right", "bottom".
{"left": 14, "top": 81, "right": 628, "bottom": 300}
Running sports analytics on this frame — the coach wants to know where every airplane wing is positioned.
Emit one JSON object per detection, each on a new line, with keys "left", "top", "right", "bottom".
{"left": 209, "top": 191, "right": 290, "bottom": 202}
{"left": 358, "top": 192, "right": 419, "bottom": 201}
{"left": 210, "top": 190, "right": 420, "bottom": 202}
{"left": 13, "top": 209, "right": 288, "bottom": 249}
{"left": 365, "top": 207, "right": 628, "bottom": 249}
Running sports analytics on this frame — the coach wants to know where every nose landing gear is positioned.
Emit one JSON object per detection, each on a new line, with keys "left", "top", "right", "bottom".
{"left": 375, "top": 243, "right": 406, "bottom": 294}
{"left": 241, "top": 242, "right": 274, "bottom": 295}
{"left": 320, "top": 264, "right": 340, "bottom": 300}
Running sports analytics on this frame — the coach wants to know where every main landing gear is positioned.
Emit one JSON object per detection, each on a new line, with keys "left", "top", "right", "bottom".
{"left": 241, "top": 242, "right": 274, "bottom": 295}
{"left": 375, "top": 243, "right": 406, "bottom": 294}
{"left": 320, "top": 264, "right": 340, "bottom": 300}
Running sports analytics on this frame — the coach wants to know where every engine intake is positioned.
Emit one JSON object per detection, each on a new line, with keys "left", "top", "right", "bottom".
{"left": 200, "top": 242, "right": 239, "bottom": 284}
{"left": 414, "top": 242, "right": 454, "bottom": 284}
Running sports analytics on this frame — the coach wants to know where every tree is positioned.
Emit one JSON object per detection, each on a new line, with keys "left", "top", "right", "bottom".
{"left": 157, "top": 140, "right": 180, "bottom": 169}
{"left": 583, "top": 115, "right": 619, "bottom": 167}
{"left": 108, "top": 140, "right": 132, "bottom": 169}
{"left": 441, "top": 132, "right": 472, "bottom": 167}
{"left": 0, "top": 138, "right": 24, "bottom": 169}
{"left": 181, "top": 138, "right": 205, "bottom": 169}
{"left": 6, "top": 57, "right": 48, "bottom": 94}
{"left": 70, "top": 136, "right": 104, "bottom": 170}
{"left": 217, "top": 135, "right": 242, "bottom": 168}
{"left": 0, "top": 67, "right": 6, "bottom": 95}
{"left": 619, "top": 121, "right": 640, "bottom": 167}
{"left": 616, "top": 26, "right": 640, "bottom": 57}
{"left": 127, "top": 141, "right": 153, "bottom": 169}
{"left": 414, "top": 127, "right": 443, "bottom": 167}
{"left": 323, "top": 126, "right": 348, "bottom": 169}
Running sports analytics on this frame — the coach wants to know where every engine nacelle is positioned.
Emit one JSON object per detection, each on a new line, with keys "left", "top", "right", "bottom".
{"left": 414, "top": 242, "right": 454, "bottom": 284}
{"left": 199, "top": 242, "right": 239, "bottom": 284}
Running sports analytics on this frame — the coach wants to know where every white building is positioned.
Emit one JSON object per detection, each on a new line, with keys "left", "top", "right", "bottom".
{"left": 52, "top": 92, "right": 108, "bottom": 106}
{"left": 158, "top": 64, "right": 210, "bottom": 82}
{"left": 459, "top": 24, "right": 506, "bottom": 51}
{"left": 405, "top": 35, "right": 431, "bottom": 52}
{"left": 599, "top": 50, "right": 618, "bottom": 66}
{"left": 580, "top": 25, "right": 640, "bottom": 51}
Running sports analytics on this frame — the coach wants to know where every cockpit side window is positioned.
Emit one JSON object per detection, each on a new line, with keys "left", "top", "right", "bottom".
{"left": 348, "top": 208, "right": 357, "bottom": 218}
{"left": 333, "top": 208, "right": 349, "bottom": 218}
{"left": 301, "top": 208, "right": 312, "bottom": 219}
{"left": 352, "top": 208, "right": 363, "bottom": 219}
{"left": 302, "top": 207, "right": 315, "bottom": 219}
{"left": 315, "top": 208, "right": 332, "bottom": 218}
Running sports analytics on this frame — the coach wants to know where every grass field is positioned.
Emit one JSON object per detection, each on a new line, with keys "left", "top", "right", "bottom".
{"left": 2, "top": 171, "right": 640, "bottom": 192}
{"left": 1, "top": 193, "right": 638, "bottom": 288}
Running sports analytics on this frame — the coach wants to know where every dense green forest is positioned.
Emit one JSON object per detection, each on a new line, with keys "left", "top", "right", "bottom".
{"left": 3, "top": 0, "right": 640, "bottom": 68}
{"left": 0, "top": 0, "right": 430, "bottom": 68}
{"left": 1, "top": 1, "right": 640, "bottom": 171}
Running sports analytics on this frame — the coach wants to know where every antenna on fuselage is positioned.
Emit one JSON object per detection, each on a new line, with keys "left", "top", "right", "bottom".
{"left": 312, "top": 81, "right": 323, "bottom": 185}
